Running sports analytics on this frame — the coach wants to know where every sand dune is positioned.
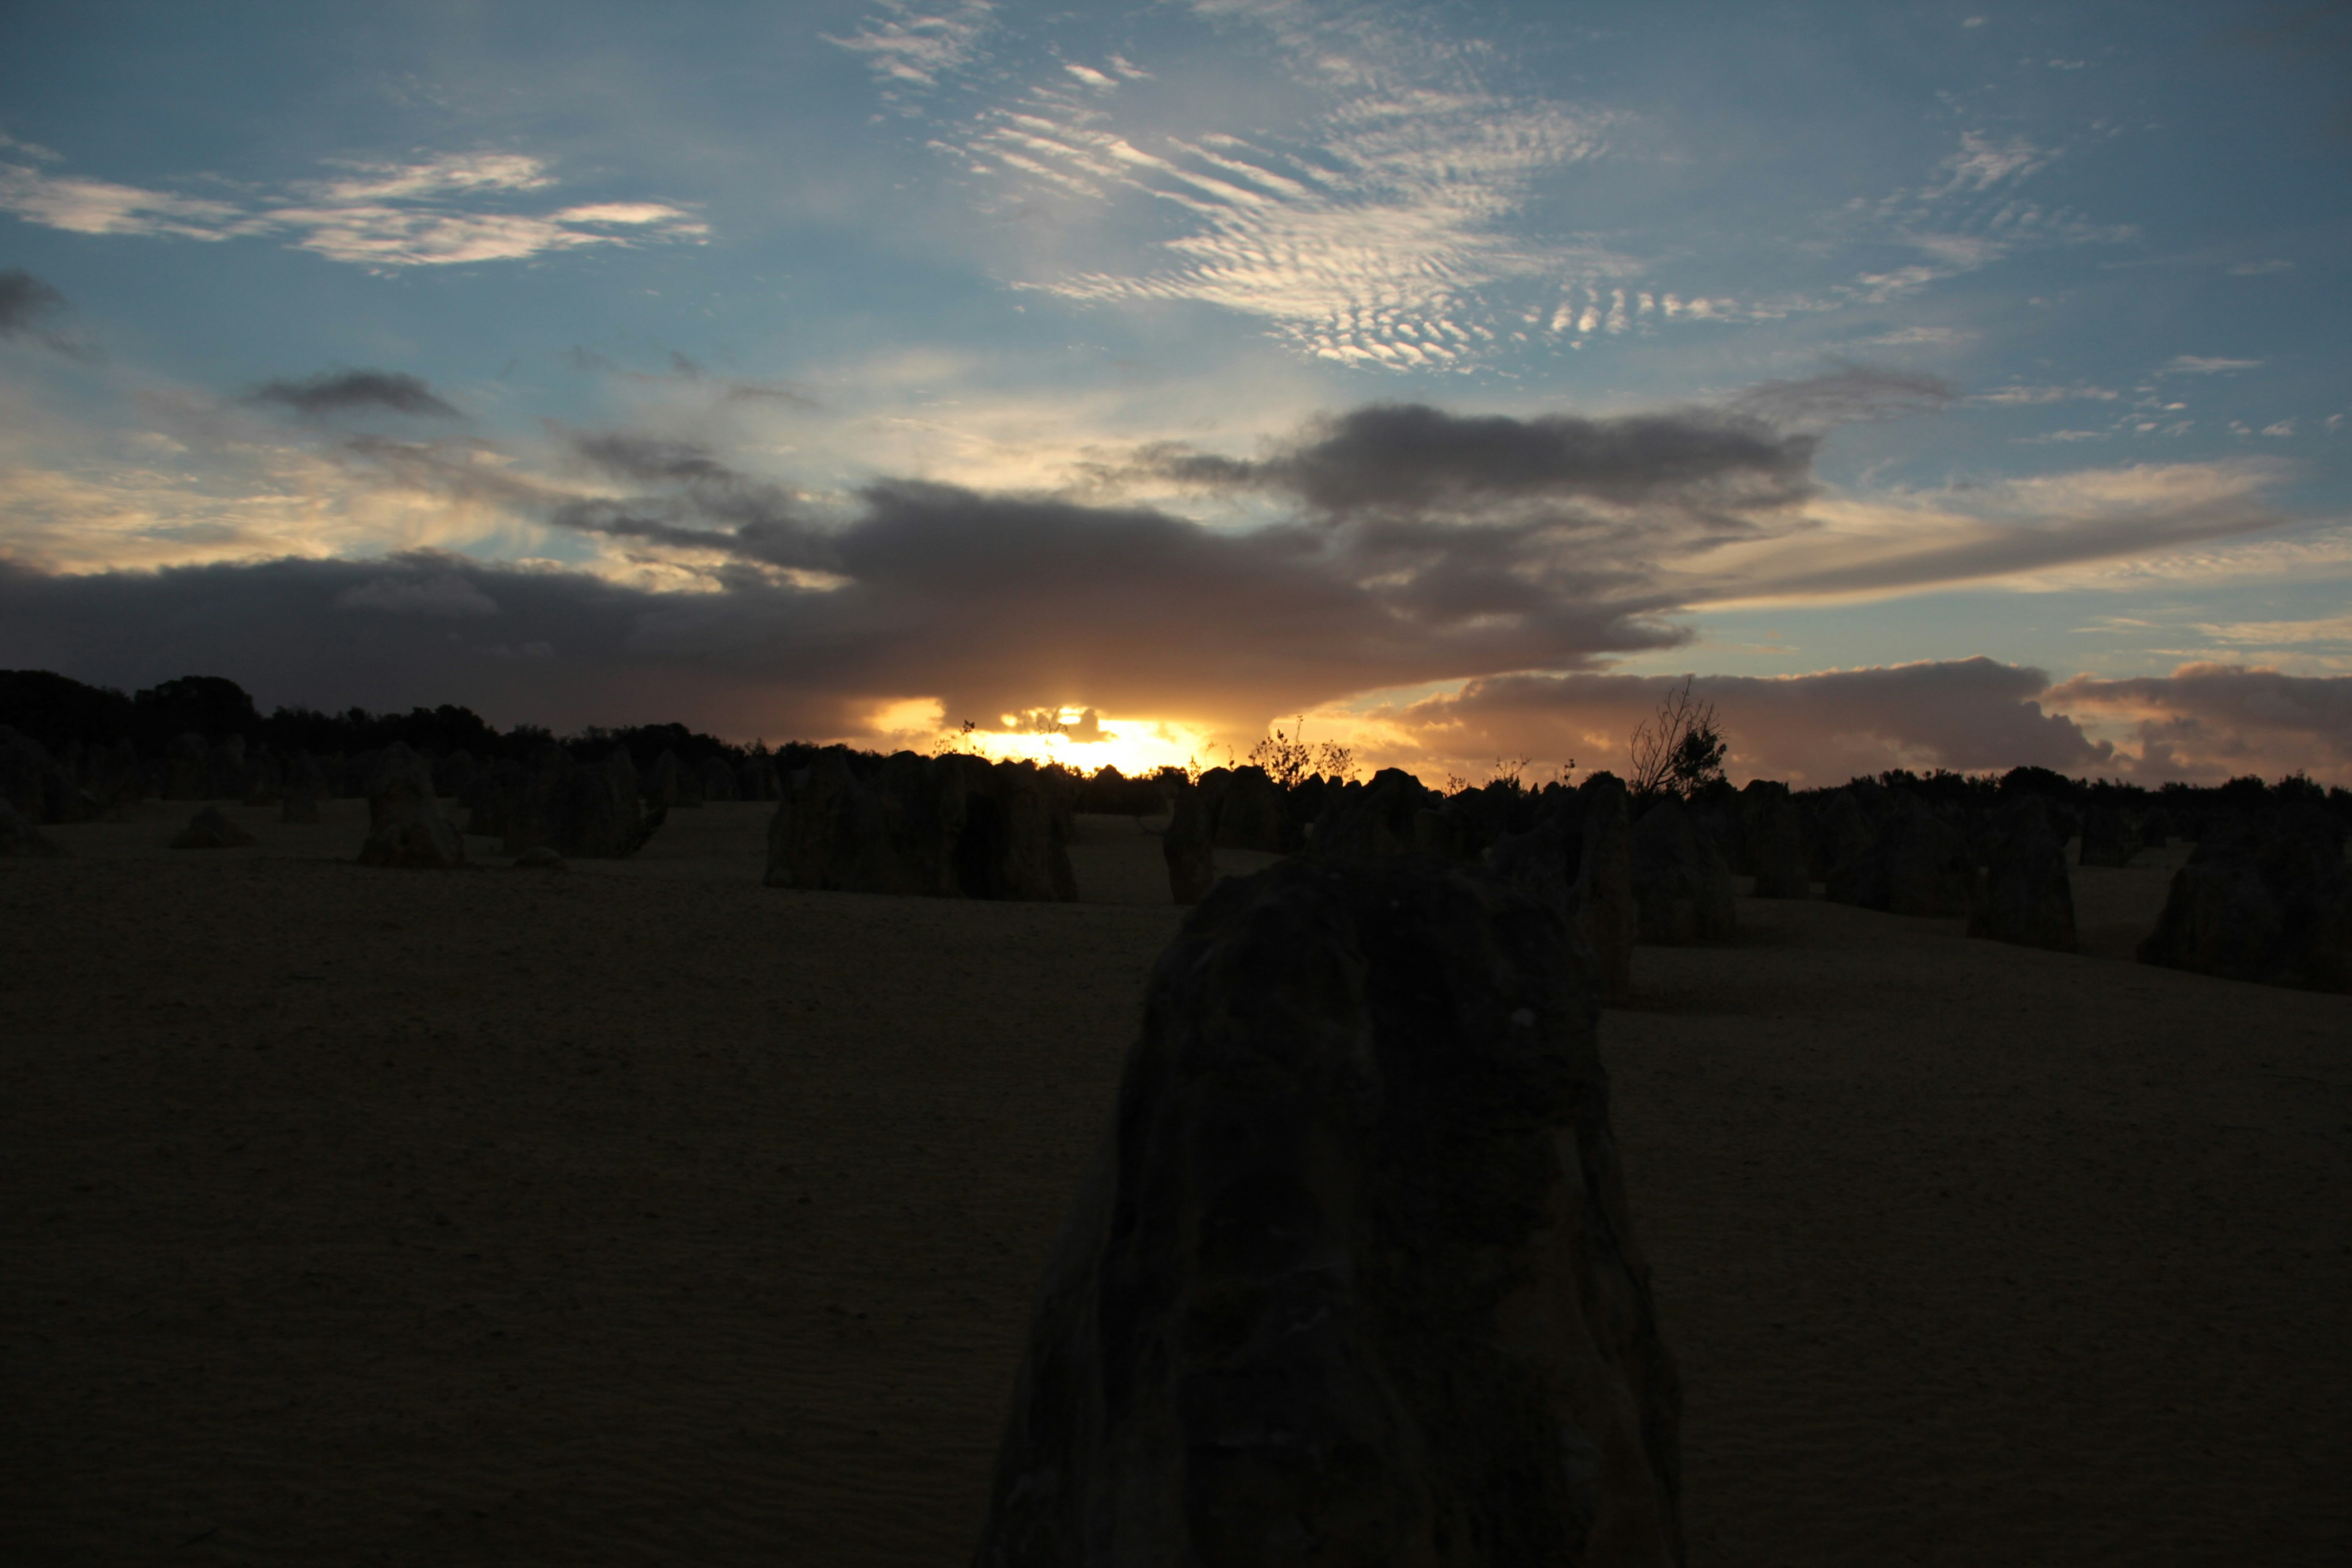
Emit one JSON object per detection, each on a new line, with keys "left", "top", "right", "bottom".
{"left": 2, "top": 802, "right": 2345, "bottom": 1563}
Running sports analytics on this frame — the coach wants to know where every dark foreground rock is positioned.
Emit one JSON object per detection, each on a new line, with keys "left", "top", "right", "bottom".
{"left": 358, "top": 777, "right": 466, "bottom": 869}
{"left": 171, "top": 805, "right": 256, "bottom": 850}
{"left": 2138, "top": 810, "right": 2351, "bottom": 993}
{"left": 1629, "top": 797, "right": 1736, "bottom": 944}
{"left": 973, "top": 858, "right": 1683, "bottom": 1566}
{"left": 1969, "top": 796, "right": 2075, "bottom": 952}
{"left": 1575, "top": 777, "right": 1637, "bottom": 1004}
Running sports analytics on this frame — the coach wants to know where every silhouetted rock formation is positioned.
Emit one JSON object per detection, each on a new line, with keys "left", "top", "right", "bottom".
{"left": 648, "top": 750, "right": 704, "bottom": 809}
{"left": 505, "top": 748, "right": 665, "bottom": 859}
{"left": 972, "top": 857, "right": 1682, "bottom": 1567}
{"left": 739, "top": 757, "right": 781, "bottom": 801}
{"left": 358, "top": 775, "right": 466, "bottom": 869}
{"left": 355, "top": 742, "right": 435, "bottom": 805}
{"left": 1826, "top": 793, "right": 1978, "bottom": 917}
{"left": 172, "top": 805, "right": 255, "bottom": 849}
{"left": 0, "top": 797, "right": 69, "bottom": 858}
{"left": 2078, "top": 804, "right": 2136, "bottom": 867}
{"left": 1811, "top": 788, "right": 1874, "bottom": 884}
{"left": 2138, "top": 809, "right": 2351, "bottom": 993}
{"left": 1162, "top": 785, "right": 1216, "bottom": 905}
{"left": 239, "top": 749, "right": 283, "bottom": 807}
{"left": 1, "top": 725, "right": 92, "bottom": 824}
{"left": 1574, "top": 776, "right": 1638, "bottom": 1004}
{"left": 431, "top": 749, "right": 477, "bottom": 800}
{"left": 204, "top": 735, "right": 248, "bottom": 801}
{"left": 1629, "top": 797, "right": 1736, "bottom": 944}
{"left": 1969, "top": 796, "right": 2076, "bottom": 952}
{"left": 460, "top": 758, "right": 530, "bottom": 838}
{"left": 698, "top": 755, "right": 739, "bottom": 802}
{"left": 1199, "top": 765, "right": 1285, "bottom": 853}
{"left": 763, "top": 751, "right": 1077, "bottom": 900}
{"left": 281, "top": 752, "right": 326, "bottom": 824}
{"left": 952, "top": 755, "right": 1082, "bottom": 902}
{"left": 1741, "top": 780, "right": 1811, "bottom": 900}
{"left": 1308, "top": 767, "right": 1452, "bottom": 862}
{"left": 164, "top": 733, "right": 209, "bottom": 800}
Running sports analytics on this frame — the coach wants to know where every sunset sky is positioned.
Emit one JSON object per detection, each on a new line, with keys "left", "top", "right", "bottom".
{"left": 2, "top": 1, "right": 2348, "bottom": 783}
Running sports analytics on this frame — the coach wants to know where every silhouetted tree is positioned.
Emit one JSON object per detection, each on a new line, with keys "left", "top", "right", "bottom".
{"left": 1629, "top": 676, "right": 1727, "bottom": 800}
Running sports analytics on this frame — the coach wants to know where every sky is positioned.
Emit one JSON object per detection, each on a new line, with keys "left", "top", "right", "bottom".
{"left": 1, "top": 0, "right": 2348, "bottom": 785}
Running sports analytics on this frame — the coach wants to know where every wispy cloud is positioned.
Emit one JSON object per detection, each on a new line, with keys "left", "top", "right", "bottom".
{"left": 0, "top": 151, "right": 706, "bottom": 268}
{"left": 2162, "top": 355, "right": 2263, "bottom": 374}
{"left": 825, "top": 1, "right": 996, "bottom": 99}
{"left": 903, "top": 3, "right": 1647, "bottom": 367}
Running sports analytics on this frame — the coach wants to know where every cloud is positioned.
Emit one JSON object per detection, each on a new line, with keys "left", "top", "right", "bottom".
{"left": 0, "top": 267, "right": 91, "bottom": 358}
{"left": 0, "top": 151, "right": 706, "bottom": 268}
{"left": 1129, "top": 401, "right": 1814, "bottom": 520}
{"left": 911, "top": 2, "right": 1625, "bottom": 367}
{"left": 249, "top": 369, "right": 461, "bottom": 419}
{"left": 1724, "top": 364, "right": 1954, "bottom": 431}
{"left": 826, "top": 1, "right": 996, "bottom": 95}
{"left": 2046, "top": 663, "right": 2352, "bottom": 780}
{"left": 1383, "top": 658, "right": 2113, "bottom": 785}
{"left": 2162, "top": 355, "right": 2263, "bottom": 374}
{"left": 1676, "top": 459, "right": 2295, "bottom": 605}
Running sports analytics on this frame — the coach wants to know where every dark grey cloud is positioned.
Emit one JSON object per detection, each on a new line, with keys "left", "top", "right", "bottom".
{"left": 0, "top": 267, "right": 91, "bottom": 358}
{"left": 1134, "top": 402, "right": 1815, "bottom": 519}
{"left": 249, "top": 369, "right": 461, "bottom": 419}
{"left": 1395, "top": 660, "right": 2116, "bottom": 784}
{"left": 0, "top": 461, "right": 1691, "bottom": 744}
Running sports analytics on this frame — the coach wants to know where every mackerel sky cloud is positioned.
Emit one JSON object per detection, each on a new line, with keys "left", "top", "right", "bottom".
{"left": 0, "top": 0, "right": 2346, "bottom": 782}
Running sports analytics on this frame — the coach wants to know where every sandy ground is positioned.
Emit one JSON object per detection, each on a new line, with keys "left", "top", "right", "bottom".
{"left": 2, "top": 801, "right": 2345, "bottom": 1565}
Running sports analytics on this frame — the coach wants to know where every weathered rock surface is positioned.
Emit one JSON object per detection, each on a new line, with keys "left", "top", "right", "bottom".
{"left": 0, "top": 797, "right": 69, "bottom": 858}
{"left": 1629, "top": 797, "right": 1736, "bottom": 945}
{"left": 2138, "top": 810, "right": 2351, "bottom": 993}
{"left": 1826, "top": 793, "right": 1978, "bottom": 917}
{"left": 171, "top": 805, "right": 257, "bottom": 850}
{"left": 1161, "top": 785, "right": 1216, "bottom": 905}
{"left": 953, "top": 756, "right": 1081, "bottom": 902}
{"left": 972, "top": 857, "right": 1682, "bottom": 1567}
{"left": 358, "top": 776, "right": 466, "bottom": 869}
{"left": 1740, "top": 780, "right": 1811, "bottom": 900}
{"left": 1969, "top": 796, "right": 2075, "bottom": 952}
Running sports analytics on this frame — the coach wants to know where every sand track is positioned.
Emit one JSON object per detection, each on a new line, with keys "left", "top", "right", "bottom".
{"left": 3, "top": 802, "right": 2345, "bottom": 1564}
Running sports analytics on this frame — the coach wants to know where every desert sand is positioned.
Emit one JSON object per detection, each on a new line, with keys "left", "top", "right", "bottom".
{"left": 2, "top": 800, "right": 2345, "bottom": 1564}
